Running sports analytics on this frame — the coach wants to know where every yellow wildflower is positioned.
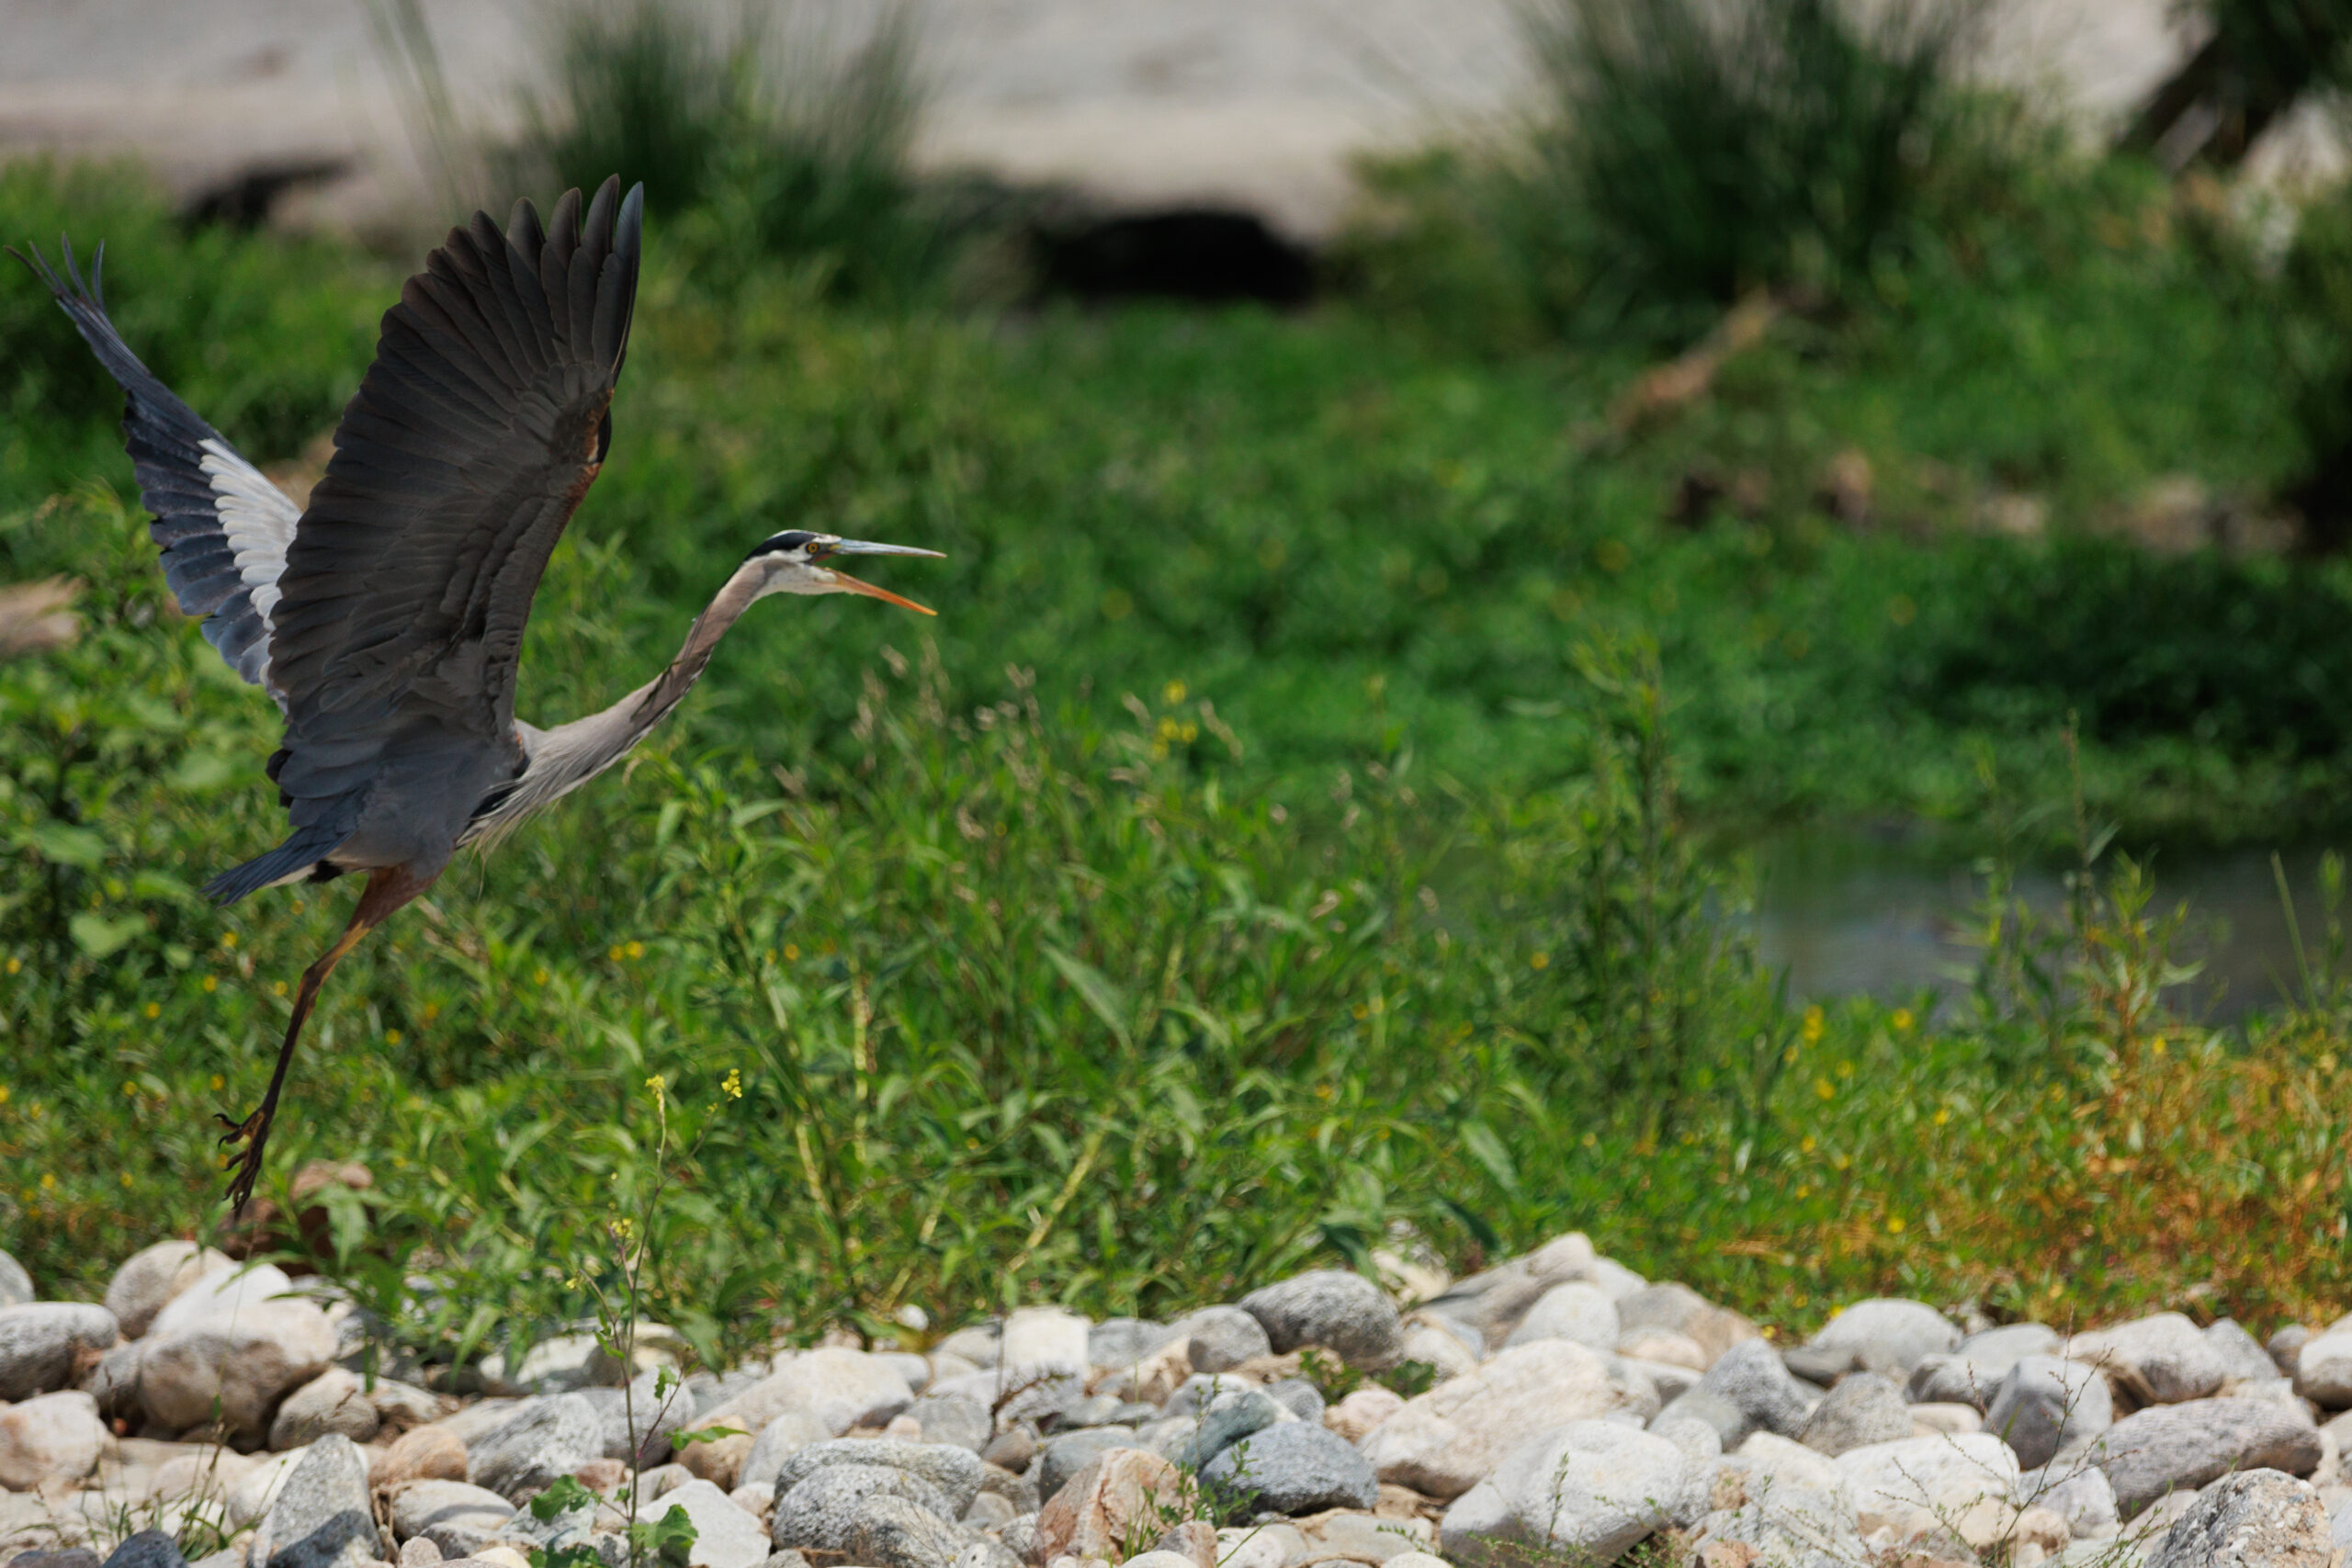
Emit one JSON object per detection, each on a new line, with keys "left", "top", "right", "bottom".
{"left": 386, "top": 1029, "right": 402, "bottom": 1045}
{"left": 1885, "top": 1215, "right": 1905, "bottom": 1234}
{"left": 1800, "top": 1005, "right": 1824, "bottom": 1043}
{"left": 1531, "top": 953, "right": 1550, "bottom": 970}
{"left": 721, "top": 1067, "right": 743, "bottom": 1100}
{"left": 1814, "top": 1077, "right": 1834, "bottom": 1100}
{"left": 202, "top": 976, "right": 217, "bottom": 993}
{"left": 143, "top": 1002, "right": 160, "bottom": 1020}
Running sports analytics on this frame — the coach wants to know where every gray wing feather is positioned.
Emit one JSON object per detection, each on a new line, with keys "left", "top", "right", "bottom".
{"left": 12, "top": 240, "right": 300, "bottom": 704}
{"left": 262, "top": 177, "right": 643, "bottom": 842}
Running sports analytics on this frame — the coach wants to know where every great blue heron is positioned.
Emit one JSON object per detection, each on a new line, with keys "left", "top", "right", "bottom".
{"left": 15, "top": 177, "right": 941, "bottom": 1213}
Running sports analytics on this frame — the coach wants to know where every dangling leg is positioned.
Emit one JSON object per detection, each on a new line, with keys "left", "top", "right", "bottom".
{"left": 215, "top": 865, "right": 422, "bottom": 1215}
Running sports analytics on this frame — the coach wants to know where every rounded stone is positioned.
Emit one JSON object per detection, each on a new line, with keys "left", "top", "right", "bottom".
{"left": 0, "top": 1302, "right": 119, "bottom": 1401}
{"left": 1198, "top": 1420, "right": 1377, "bottom": 1515}
{"left": 1239, "top": 1270, "right": 1405, "bottom": 1370}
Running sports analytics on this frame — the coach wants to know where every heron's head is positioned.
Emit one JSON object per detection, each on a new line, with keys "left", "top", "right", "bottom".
{"left": 747, "top": 530, "right": 942, "bottom": 615}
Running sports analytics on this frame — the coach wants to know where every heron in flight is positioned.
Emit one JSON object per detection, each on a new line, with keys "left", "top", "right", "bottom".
{"left": 16, "top": 177, "right": 941, "bottom": 1212}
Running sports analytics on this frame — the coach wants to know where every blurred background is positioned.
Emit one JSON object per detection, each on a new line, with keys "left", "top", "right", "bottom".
{"left": 6, "top": 0, "right": 2352, "bottom": 1337}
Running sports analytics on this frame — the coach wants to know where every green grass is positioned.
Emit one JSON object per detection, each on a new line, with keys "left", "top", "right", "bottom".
{"left": 8, "top": 157, "right": 2352, "bottom": 1362}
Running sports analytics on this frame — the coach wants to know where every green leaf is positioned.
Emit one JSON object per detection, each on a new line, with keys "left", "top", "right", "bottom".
{"left": 1459, "top": 1119, "right": 1521, "bottom": 1198}
{"left": 28, "top": 821, "right": 107, "bottom": 870}
{"left": 70, "top": 910, "right": 146, "bottom": 959}
{"left": 1042, "top": 942, "right": 1132, "bottom": 1048}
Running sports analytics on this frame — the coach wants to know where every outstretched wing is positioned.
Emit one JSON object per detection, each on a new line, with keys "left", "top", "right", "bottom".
{"left": 263, "top": 177, "right": 643, "bottom": 840}
{"left": 12, "top": 241, "right": 300, "bottom": 700}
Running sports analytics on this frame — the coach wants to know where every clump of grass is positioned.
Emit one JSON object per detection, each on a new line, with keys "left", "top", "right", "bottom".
{"left": 508, "top": 0, "right": 946, "bottom": 299}
{"left": 1343, "top": 0, "right": 2005, "bottom": 345}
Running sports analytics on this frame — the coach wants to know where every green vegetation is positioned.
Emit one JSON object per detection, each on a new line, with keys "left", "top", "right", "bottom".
{"left": 7, "top": 0, "right": 2352, "bottom": 1361}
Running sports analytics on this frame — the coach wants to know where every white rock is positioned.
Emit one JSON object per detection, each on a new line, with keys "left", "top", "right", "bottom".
{"left": 150, "top": 1262, "right": 296, "bottom": 1338}
{"left": 1836, "top": 1432, "right": 2020, "bottom": 1536}
{"left": 1441, "top": 1419, "right": 1700, "bottom": 1563}
{"left": 695, "top": 1348, "right": 913, "bottom": 1439}
{"left": 1806, "top": 1299, "right": 1962, "bottom": 1375}
{"left": 1001, "top": 1308, "right": 1090, "bottom": 1372}
{"left": 1396, "top": 1323, "right": 1479, "bottom": 1382}
{"left": 1295, "top": 1508, "right": 1435, "bottom": 1563}
{"left": 636, "top": 1478, "right": 770, "bottom": 1568}
{"left": 1503, "top": 1284, "right": 1620, "bottom": 1354}
{"left": 1360, "top": 1340, "right": 1627, "bottom": 1500}
{"left": 1324, "top": 1388, "right": 1406, "bottom": 1444}
{"left": 1215, "top": 1522, "right": 1306, "bottom": 1568}
{"left": 1585, "top": 1260, "right": 1647, "bottom": 1304}
{"left": 738, "top": 1411, "right": 831, "bottom": 1490}
{"left": 139, "top": 1298, "right": 338, "bottom": 1438}
{"left": 107, "top": 1243, "right": 235, "bottom": 1340}
{"left": 2068, "top": 1314, "right": 2230, "bottom": 1405}
{"left": 0, "top": 1390, "right": 107, "bottom": 1490}
{"left": 1615, "top": 1329, "right": 1707, "bottom": 1371}
{"left": 1728, "top": 1431, "right": 1852, "bottom": 1507}
{"left": 2293, "top": 1330, "right": 2352, "bottom": 1409}
{"left": 1384, "top": 1554, "right": 1452, "bottom": 1568}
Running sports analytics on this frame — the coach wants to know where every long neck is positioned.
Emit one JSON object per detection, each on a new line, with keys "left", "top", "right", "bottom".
{"left": 481, "top": 560, "right": 767, "bottom": 836}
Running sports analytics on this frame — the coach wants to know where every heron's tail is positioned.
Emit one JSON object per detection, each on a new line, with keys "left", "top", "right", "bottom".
{"left": 204, "top": 824, "right": 349, "bottom": 905}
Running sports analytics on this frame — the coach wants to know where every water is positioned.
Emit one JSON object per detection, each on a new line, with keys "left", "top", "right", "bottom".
{"left": 1750, "top": 830, "right": 2351, "bottom": 1023}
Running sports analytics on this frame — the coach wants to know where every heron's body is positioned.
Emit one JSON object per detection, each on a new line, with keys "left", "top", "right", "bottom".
{"left": 16, "top": 178, "right": 939, "bottom": 1210}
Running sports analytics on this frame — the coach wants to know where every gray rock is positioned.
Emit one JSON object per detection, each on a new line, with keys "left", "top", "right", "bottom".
{"left": 271, "top": 1368, "right": 383, "bottom": 1449}
{"left": 978, "top": 1466, "right": 1044, "bottom": 1514}
{"left": 390, "top": 1481, "right": 517, "bottom": 1557}
{"left": 1988, "top": 1355, "right": 2114, "bottom": 1470}
{"left": 2269, "top": 1325, "right": 2312, "bottom": 1378}
{"left": 905, "top": 1394, "right": 991, "bottom": 1453}
{"left": 1904, "top": 1353, "right": 2004, "bottom": 1410}
{"left": 2294, "top": 1329, "right": 2352, "bottom": 1408}
{"left": 995, "top": 1515, "right": 1039, "bottom": 1565}
{"left": 1164, "top": 1373, "right": 1253, "bottom": 1419}
{"left": 2074, "top": 1314, "right": 2232, "bottom": 1406}
{"left": 2145, "top": 1468, "right": 2329, "bottom": 1566}
{"left": 1180, "top": 1306, "right": 1272, "bottom": 1374}
{"left": 2334, "top": 1495, "right": 2352, "bottom": 1555}
{"left": 1684, "top": 1485, "right": 1869, "bottom": 1568}
{"left": 1239, "top": 1270, "right": 1404, "bottom": 1371}
{"left": 1650, "top": 1389, "right": 1752, "bottom": 1450}
{"left": 104, "top": 1242, "right": 223, "bottom": 1341}
{"left": 846, "top": 1495, "right": 965, "bottom": 1568}
{"left": 2208, "top": 1321, "right": 2286, "bottom": 1387}
{"left": 1501, "top": 1283, "right": 1621, "bottom": 1355}
{"left": 1199, "top": 1421, "right": 1377, "bottom": 1516}
{"left": 1085, "top": 1319, "right": 1177, "bottom": 1371}
{"left": 602, "top": 1367, "right": 695, "bottom": 1466}
{"left": 961, "top": 1492, "right": 1016, "bottom": 1528}
{"left": 2095, "top": 1397, "right": 2325, "bottom": 1517}
{"left": 1698, "top": 1338, "right": 1812, "bottom": 1440}
{"left": 770, "top": 1462, "right": 953, "bottom": 1553}
{"left": 1177, "top": 1388, "right": 1290, "bottom": 1470}
{"left": 1037, "top": 1428, "right": 1136, "bottom": 1499}
{"left": 0, "top": 1251, "right": 31, "bottom": 1308}
{"left": 467, "top": 1393, "right": 605, "bottom": 1503}
{"left": 1799, "top": 1373, "right": 1911, "bottom": 1457}
{"left": 979, "top": 1425, "right": 1035, "bottom": 1472}
{"left": 925, "top": 1367, "right": 1083, "bottom": 1428}
{"left": 253, "top": 1433, "right": 381, "bottom": 1568}
{"left": 2017, "top": 1462, "right": 2120, "bottom": 1540}
{"left": 692, "top": 1366, "right": 772, "bottom": 1416}
{"left": 1053, "top": 1394, "right": 1125, "bottom": 1429}
{"left": 15, "top": 1552, "right": 102, "bottom": 1568}
{"left": 1804, "top": 1299, "right": 1961, "bottom": 1378}
{"left": 770, "top": 1438, "right": 986, "bottom": 1517}
{"left": 1265, "top": 1378, "right": 1324, "bottom": 1425}
{"left": 0, "top": 1302, "right": 119, "bottom": 1401}
{"left": 102, "top": 1532, "right": 187, "bottom": 1568}
{"left": 1136, "top": 1416, "right": 1197, "bottom": 1460}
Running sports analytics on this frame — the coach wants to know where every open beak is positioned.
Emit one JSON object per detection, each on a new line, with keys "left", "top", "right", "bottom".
{"left": 822, "top": 539, "right": 944, "bottom": 616}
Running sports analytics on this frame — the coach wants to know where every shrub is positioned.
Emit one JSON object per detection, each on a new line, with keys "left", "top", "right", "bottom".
{"left": 507, "top": 0, "right": 947, "bottom": 299}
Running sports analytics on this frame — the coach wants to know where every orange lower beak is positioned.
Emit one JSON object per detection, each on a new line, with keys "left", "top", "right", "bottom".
{"left": 831, "top": 570, "right": 936, "bottom": 616}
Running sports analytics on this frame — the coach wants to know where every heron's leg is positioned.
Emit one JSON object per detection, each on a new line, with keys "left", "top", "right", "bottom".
{"left": 215, "top": 866, "right": 419, "bottom": 1216}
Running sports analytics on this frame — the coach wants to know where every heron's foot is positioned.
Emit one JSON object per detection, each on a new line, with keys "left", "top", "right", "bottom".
{"left": 215, "top": 1105, "right": 273, "bottom": 1217}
